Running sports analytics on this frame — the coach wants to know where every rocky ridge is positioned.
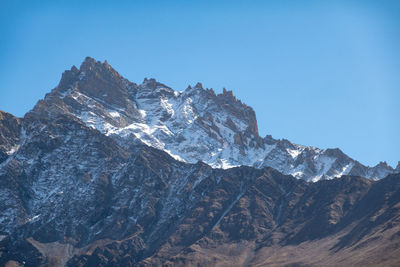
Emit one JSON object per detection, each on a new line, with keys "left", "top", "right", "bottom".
{"left": 26, "top": 57, "right": 397, "bottom": 182}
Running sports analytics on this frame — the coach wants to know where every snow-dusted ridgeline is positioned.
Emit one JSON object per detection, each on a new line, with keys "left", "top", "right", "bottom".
{"left": 39, "top": 57, "right": 395, "bottom": 182}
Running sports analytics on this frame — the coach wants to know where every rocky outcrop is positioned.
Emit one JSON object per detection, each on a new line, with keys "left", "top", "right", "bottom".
{"left": 0, "top": 111, "right": 21, "bottom": 164}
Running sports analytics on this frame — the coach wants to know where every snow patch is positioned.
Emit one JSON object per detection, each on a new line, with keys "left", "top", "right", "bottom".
{"left": 27, "top": 215, "right": 40, "bottom": 223}
{"left": 6, "top": 145, "right": 20, "bottom": 155}
{"left": 287, "top": 148, "right": 301, "bottom": 159}
{"left": 108, "top": 111, "right": 121, "bottom": 118}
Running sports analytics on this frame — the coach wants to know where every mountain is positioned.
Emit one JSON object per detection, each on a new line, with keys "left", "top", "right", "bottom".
{"left": 25, "top": 57, "right": 395, "bottom": 182}
{"left": 0, "top": 57, "right": 399, "bottom": 266}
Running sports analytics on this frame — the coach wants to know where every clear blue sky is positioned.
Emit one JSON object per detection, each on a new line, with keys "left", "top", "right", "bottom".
{"left": 0, "top": 0, "right": 399, "bottom": 167}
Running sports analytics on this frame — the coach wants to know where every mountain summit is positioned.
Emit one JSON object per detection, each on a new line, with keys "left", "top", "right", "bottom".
{"left": 29, "top": 57, "right": 395, "bottom": 182}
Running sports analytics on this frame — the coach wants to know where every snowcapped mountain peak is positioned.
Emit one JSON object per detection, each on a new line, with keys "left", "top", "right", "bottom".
{"left": 28, "top": 57, "right": 395, "bottom": 182}
{"left": 194, "top": 82, "right": 203, "bottom": 89}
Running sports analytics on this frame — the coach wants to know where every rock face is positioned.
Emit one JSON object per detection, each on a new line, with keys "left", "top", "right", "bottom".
{"left": 0, "top": 57, "right": 399, "bottom": 266}
{"left": 0, "top": 111, "right": 21, "bottom": 164}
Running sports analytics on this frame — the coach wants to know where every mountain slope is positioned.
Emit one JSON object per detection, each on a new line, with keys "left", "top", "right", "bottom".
{"left": 0, "top": 57, "right": 399, "bottom": 266}
{"left": 0, "top": 108, "right": 399, "bottom": 265}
